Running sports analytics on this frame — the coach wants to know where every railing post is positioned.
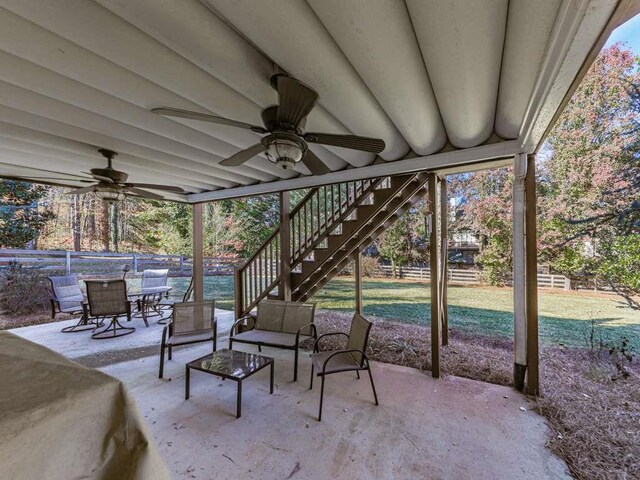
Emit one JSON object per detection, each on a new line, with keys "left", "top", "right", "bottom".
{"left": 234, "top": 266, "right": 243, "bottom": 318}
{"left": 65, "top": 251, "right": 71, "bottom": 275}
{"left": 354, "top": 250, "right": 363, "bottom": 315}
{"left": 279, "top": 191, "right": 292, "bottom": 301}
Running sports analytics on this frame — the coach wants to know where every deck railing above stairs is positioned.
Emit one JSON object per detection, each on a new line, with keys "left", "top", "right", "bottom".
{"left": 234, "top": 178, "right": 388, "bottom": 316}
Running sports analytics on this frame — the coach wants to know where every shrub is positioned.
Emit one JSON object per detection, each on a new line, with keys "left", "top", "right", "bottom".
{"left": 360, "top": 256, "right": 382, "bottom": 278}
{"left": 0, "top": 265, "right": 52, "bottom": 314}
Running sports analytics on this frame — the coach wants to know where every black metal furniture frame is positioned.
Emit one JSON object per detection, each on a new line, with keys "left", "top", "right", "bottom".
{"left": 85, "top": 280, "right": 134, "bottom": 340}
{"left": 185, "top": 349, "right": 274, "bottom": 418}
{"left": 159, "top": 300, "right": 217, "bottom": 378}
{"left": 309, "top": 316, "right": 379, "bottom": 421}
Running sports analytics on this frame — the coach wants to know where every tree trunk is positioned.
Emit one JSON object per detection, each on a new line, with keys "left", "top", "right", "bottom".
{"left": 111, "top": 202, "right": 119, "bottom": 252}
{"left": 100, "top": 202, "right": 110, "bottom": 252}
{"left": 72, "top": 195, "right": 81, "bottom": 251}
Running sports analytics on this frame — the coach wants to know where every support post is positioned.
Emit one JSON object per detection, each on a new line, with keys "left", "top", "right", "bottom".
{"left": 440, "top": 176, "right": 449, "bottom": 346}
{"left": 354, "top": 250, "right": 363, "bottom": 315}
{"left": 525, "top": 155, "right": 539, "bottom": 395}
{"left": 513, "top": 153, "right": 539, "bottom": 395}
{"left": 65, "top": 251, "right": 71, "bottom": 275}
{"left": 193, "top": 203, "right": 204, "bottom": 302}
{"left": 513, "top": 153, "right": 527, "bottom": 390}
{"left": 279, "top": 191, "right": 292, "bottom": 301}
{"left": 428, "top": 173, "right": 441, "bottom": 378}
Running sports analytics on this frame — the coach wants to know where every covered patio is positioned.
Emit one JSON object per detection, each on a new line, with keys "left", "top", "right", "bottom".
{"left": 2, "top": 0, "right": 639, "bottom": 478}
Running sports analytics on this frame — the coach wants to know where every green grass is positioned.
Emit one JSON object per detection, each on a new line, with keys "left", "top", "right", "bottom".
{"left": 166, "top": 275, "right": 640, "bottom": 352}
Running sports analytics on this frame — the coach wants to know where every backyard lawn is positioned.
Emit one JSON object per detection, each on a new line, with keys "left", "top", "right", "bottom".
{"left": 166, "top": 275, "right": 640, "bottom": 352}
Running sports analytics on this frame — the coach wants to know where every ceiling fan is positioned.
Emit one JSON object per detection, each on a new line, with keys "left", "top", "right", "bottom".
{"left": 55, "top": 148, "right": 187, "bottom": 203}
{"left": 152, "top": 74, "right": 386, "bottom": 175}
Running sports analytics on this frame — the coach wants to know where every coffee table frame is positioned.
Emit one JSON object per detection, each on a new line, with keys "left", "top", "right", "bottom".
{"left": 185, "top": 349, "right": 274, "bottom": 418}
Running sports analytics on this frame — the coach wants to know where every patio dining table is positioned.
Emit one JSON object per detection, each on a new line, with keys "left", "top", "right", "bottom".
{"left": 127, "top": 285, "right": 173, "bottom": 326}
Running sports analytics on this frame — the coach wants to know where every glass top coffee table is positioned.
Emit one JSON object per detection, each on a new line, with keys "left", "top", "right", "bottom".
{"left": 185, "top": 349, "right": 274, "bottom": 418}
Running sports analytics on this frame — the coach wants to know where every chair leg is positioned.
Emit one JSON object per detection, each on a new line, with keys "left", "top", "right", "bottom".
{"left": 367, "top": 366, "right": 379, "bottom": 406}
{"left": 159, "top": 345, "right": 165, "bottom": 379}
{"left": 168, "top": 345, "right": 172, "bottom": 360}
{"left": 318, "top": 375, "right": 325, "bottom": 422}
{"left": 309, "top": 364, "right": 314, "bottom": 390}
{"left": 293, "top": 346, "right": 299, "bottom": 382}
{"left": 258, "top": 344, "right": 262, "bottom": 352}
{"left": 356, "top": 370, "right": 360, "bottom": 380}
{"left": 228, "top": 338, "right": 233, "bottom": 350}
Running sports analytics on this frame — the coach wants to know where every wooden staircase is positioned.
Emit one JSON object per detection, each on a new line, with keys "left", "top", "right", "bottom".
{"left": 234, "top": 173, "right": 430, "bottom": 316}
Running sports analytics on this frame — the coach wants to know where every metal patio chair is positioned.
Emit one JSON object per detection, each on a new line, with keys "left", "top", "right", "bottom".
{"left": 309, "top": 313, "right": 379, "bottom": 421}
{"left": 134, "top": 269, "right": 170, "bottom": 323}
{"left": 156, "top": 276, "right": 194, "bottom": 324}
{"left": 85, "top": 279, "right": 134, "bottom": 339}
{"left": 159, "top": 300, "right": 217, "bottom": 378}
{"left": 48, "top": 274, "right": 94, "bottom": 333}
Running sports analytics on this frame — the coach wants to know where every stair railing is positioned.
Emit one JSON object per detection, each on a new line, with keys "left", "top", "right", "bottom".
{"left": 235, "top": 177, "right": 390, "bottom": 316}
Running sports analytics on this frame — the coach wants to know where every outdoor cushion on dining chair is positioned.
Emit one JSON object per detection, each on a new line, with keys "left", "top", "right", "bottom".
{"left": 309, "top": 313, "right": 379, "bottom": 421}
{"left": 48, "top": 275, "right": 92, "bottom": 333}
{"left": 85, "top": 279, "right": 134, "bottom": 339}
{"left": 159, "top": 300, "right": 217, "bottom": 378}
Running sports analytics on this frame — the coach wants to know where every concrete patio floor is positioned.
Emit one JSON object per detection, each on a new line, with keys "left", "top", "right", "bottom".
{"left": 107, "top": 344, "right": 568, "bottom": 480}
{"left": 10, "top": 318, "right": 570, "bottom": 479}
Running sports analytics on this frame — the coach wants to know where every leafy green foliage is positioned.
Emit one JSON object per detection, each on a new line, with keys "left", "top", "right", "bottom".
{"left": 0, "top": 180, "right": 54, "bottom": 248}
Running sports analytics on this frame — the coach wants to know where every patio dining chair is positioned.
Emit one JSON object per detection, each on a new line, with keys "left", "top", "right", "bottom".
{"left": 134, "top": 269, "right": 170, "bottom": 322}
{"left": 48, "top": 275, "right": 94, "bottom": 333}
{"left": 159, "top": 300, "right": 217, "bottom": 378}
{"left": 309, "top": 313, "right": 378, "bottom": 421}
{"left": 156, "top": 276, "right": 194, "bottom": 324}
{"left": 85, "top": 279, "right": 134, "bottom": 339}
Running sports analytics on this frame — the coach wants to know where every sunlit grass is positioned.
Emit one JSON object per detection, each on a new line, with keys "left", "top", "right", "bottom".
{"left": 168, "top": 276, "right": 640, "bottom": 351}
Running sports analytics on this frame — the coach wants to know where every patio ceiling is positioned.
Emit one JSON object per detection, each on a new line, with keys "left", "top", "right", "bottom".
{"left": 0, "top": 0, "right": 637, "bottom": 202}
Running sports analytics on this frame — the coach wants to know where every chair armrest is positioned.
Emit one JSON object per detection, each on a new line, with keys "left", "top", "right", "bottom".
{"left": 322, "top": 349, "right": 369, "bottom": 372}
{"left": 313, "top": 332, "right": 349, "bottom": 353}
{"left": 229, "top": 314, "right": 256, "bottom": 337}
{"left": 295, "top": 323, "right": 317, "bottom": 344}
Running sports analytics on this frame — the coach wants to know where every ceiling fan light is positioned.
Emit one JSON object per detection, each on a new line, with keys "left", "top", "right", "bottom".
{"left": 95, "top": 186, "right": 124, "bottom": 204}
{"left": 266, "top": 138, "right": 303, "bottom": 167}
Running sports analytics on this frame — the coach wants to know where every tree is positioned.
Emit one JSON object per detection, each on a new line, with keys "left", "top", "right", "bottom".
{"left": 0, "top": 180, "right": 54, "bottom": 248}
{"left": 542, "top": 44, "right": 640, "bottom": 304}
{"left": 377, "top": 214, "right": 418, "bottom": 277}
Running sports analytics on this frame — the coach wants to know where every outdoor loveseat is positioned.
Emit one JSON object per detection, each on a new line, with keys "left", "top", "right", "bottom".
{"left": 228, "top": 299, "right": 317, "bottom": 381}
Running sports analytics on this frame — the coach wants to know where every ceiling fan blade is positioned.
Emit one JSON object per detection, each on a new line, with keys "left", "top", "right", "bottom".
{"left": 276, "top": 76, "right": 319, "bottom": 128}
{"left": 126, "top": 187, "right": 165, "bottom": 200}
{"left": 152, "top": 107, "right": 267, "bottom": 133}
{"left": 304, "top": 132, "right": 385, "bottom": 153}
{"left": 82, "top": 171, "right": 115, "bottom": 183}
{"left": 301, "top": 149, "right": 331, "bottom": 175}
{"left": 219, "top": 143, "right": 266, "bottom": 167}
{"left": 65, "top": 186, "right": 96, "bottom": 195}
{"left": 124, "top": 183, "right": 185, "bottom": 193}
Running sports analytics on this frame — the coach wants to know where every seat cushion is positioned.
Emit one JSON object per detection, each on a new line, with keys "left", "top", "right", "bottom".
{"left": 169, "top": 331, "right": 214, "bottom": 345}
{"left": 312, "top": 351, "right": 360, "bottom": 374}
{"left": 231, "top": 329, "right": 311, "bottom": 347}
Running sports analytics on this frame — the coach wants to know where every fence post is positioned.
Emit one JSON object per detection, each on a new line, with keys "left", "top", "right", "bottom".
{"left": 564, "top": 277, "right": 571, "bottom": 291}
{"left": 65, "top": 251, "right": 71, "bottom": 275}
{"left": 179, "top": 255, "right": 184, "bottom": 272}
{"left": 133, "top": 254, "right": 138, "bottom": 274}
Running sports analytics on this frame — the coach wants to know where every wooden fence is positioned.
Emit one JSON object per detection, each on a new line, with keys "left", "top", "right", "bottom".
{"left": 377, "top": 265, "right": 570, "bottom": 290}
{"left": 0, "top": 248, "right": 239, "bottom": 277}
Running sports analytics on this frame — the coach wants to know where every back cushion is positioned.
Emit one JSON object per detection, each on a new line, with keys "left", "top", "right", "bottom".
{"left": 256, "top": 300, "right": 285, "bottom": 332}
{"left": 282, "top": 302, "right": 315, "bottom": 334}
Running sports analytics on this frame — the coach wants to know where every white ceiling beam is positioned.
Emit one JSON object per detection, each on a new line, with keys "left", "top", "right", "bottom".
{"left": 188, "top": 140, "right": 521, "bottom": 202}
